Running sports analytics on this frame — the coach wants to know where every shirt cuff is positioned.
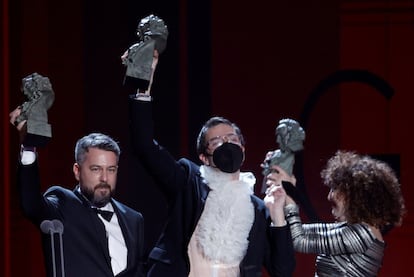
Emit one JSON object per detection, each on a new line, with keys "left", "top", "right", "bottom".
{"left": 134, "top": 93, "right": 152, "bottom": 102}
{"left": 271, "top": 220, "right": 287, "bottom": 227}
{"left": 20, "top": 146, "right": 36, "bottom": 165}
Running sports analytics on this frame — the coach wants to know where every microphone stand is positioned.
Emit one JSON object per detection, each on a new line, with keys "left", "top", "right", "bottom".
{"left": 40, "top": 220, "right": 57, "bottom": 277}
{"left": 52, "top": 220, "right": 65, "bottom": 277}
{"left": 40, "top": 220, "right": 65, "bottom": 277}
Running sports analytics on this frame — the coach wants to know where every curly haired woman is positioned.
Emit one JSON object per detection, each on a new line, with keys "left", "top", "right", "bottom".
{"left": 264, "top": 150, "right": 406, "bottom": 277}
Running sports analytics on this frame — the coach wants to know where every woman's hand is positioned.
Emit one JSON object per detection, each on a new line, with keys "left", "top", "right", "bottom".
{"left": 265, "top": 165, "right": 297, "bottom": 206}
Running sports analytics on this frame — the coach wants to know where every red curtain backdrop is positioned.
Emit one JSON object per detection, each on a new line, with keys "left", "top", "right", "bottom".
{"left": 1, "top": 1, "right": 413, "bottom": 276}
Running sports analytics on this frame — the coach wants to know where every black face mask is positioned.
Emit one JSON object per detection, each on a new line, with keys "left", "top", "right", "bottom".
{"left": 212, "top": 142, "right": 244, "bottom": 173}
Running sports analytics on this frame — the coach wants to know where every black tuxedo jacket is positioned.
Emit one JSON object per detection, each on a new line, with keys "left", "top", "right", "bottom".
{"left": 17, "top": 161, "right": 144, "bottom": 277}
{"left": 129, "top": 99, "right": 295, "bottom": 277}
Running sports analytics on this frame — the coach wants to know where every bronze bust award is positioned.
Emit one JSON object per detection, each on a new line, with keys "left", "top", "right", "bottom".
{"left": 14, "top": 72, "right": 55, "bottom": 146}
{"left": 122, "top": 14, "right": 168, "bottom": 91}
{"left": 262, "top": 118, "right": 305, "bottom": 176}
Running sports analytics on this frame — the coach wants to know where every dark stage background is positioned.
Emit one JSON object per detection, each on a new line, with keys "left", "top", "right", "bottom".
{"left": 1, "top": 0, "right": 413, "bottom": 276}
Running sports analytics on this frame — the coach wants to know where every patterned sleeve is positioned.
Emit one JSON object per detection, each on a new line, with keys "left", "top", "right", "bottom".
{"left": 284, "top": 204, "right": 375, "bottom": 255}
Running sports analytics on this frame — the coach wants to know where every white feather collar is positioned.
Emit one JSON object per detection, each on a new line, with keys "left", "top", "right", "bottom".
{"left": 195, "top": 166, "right": 255, "bottom": 264}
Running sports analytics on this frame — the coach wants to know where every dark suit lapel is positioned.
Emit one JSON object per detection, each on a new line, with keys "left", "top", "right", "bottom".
{"left": 193, "top": 175, "right": 210, "bottom": 229}
{"left": 73, "top": 187, "right": 113, "bottom": 267}
{"left": 200, "top": 178, "right": 210, "bottom": 204}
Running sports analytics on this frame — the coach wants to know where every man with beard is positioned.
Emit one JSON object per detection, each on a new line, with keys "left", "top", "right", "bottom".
{"left": 123, "top": 49, "right": 295, "bottom": 276}
{"left": 10, "top": 108, "right": 145, "bottom": 277}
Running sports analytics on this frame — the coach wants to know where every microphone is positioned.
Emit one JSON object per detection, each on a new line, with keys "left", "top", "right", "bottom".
{"left": 52, "top": 219, "right": 64, "bottom": 233}
{"left": 40, "top": 220, "right": 54, "bottom": 233}
{"left": 40, "top": 220, "right": 65, "bottom": 277}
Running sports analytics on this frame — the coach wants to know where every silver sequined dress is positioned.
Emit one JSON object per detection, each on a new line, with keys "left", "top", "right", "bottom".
{"left": 284, "top": 204, "right": 385, "bottom": 276}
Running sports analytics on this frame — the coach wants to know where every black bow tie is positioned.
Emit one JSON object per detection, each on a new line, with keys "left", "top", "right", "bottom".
{"left": 93, "top": 208, "right": 114, "bottom": 222}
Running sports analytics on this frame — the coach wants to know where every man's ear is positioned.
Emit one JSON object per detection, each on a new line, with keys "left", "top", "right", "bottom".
{"left": 73, "top": 163, "right": 80, "bottom": 181}
{"left": 199, "top": 153, "right": 210, "bottom": 166}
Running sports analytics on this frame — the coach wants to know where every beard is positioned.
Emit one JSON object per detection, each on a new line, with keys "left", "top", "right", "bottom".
{"left": 82, "top": 183, "right": 113, "bottom": 208}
